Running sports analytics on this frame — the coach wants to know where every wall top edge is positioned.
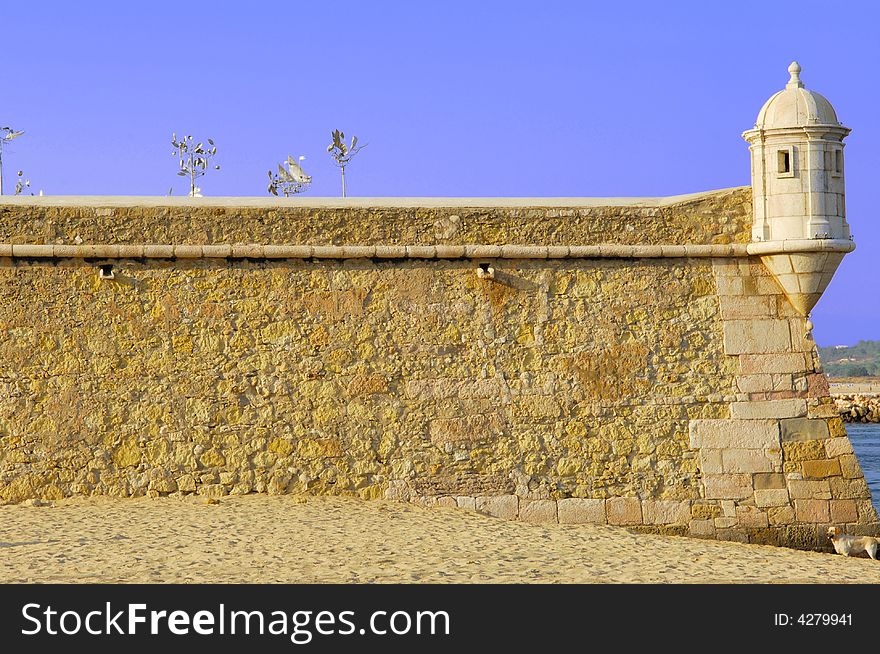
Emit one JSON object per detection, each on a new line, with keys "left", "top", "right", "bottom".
{"left": 0, "top": 187, "right": 748, "bottom": 209}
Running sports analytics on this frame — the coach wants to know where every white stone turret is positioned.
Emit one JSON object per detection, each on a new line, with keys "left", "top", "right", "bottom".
{"left": 743, "top": 62, "right": 854, "bottom": 316}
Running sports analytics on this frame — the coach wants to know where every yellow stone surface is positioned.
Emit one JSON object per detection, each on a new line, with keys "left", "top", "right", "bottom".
{"left": 0, "top": 250, "right": 739, "bottom": 503}
{"left": 0, "top": 193, "right": 874, "bottom": 550}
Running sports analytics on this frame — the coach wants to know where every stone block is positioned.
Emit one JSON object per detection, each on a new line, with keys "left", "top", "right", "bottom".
{"left": 787, "top": 479, "right": 831, "bottom": 500}
{"left": 825, "top": 437, "right": 854, "bottom": 458}
{"left": 801, "top": 459, "right": 841, "bottom": 479}
{"left": 691, "top": 502, "right": 722, "bottom": 519}
{"left": 712, "top": 260, "right": 741, "bottom": 277}
{"left": 606, "top": 497, "right": 642, "bottom": 525}
{"left": 642, "top": 500, "right": 691, "bottom": 525}
{"left": 837, "top": 454, "right": 863, "bottom": 479}
{"left": 455, "top": 496, "right": 476, "bottom": 510}
{"left": 716, "top": 529, "right": 751, "bottom": 543}
{"left": 689, "top": 419, "right": 780, "bottom": 449}
{"left": 829, "top": 477, "right": 871, "bottom": 500}
{"left": 747, "top": 528, "right": 782, "bottom": 546}
{"left": 718, "top": 295, "right": 773, "bottom": 319}
{"left": 714, "top": 517, "right": 738, "bottom": 529}
{"left": 770, "top": 374, "right": 795, "bottom": 391}
{"left": 856, "top": 500, "right": 879, "bottom": 523}
{"left": 753, "top": 472, "right": 786, "bottom": 490}
{"left": 754, "top": 488, "right": 790, "bottom": 507}
{"left": 830, "top": 499, "right": 858, "bottom": 524}
{"left": 730, "top": 399, "right": 806, "bottom": 420}
{"left": 519, "top": 499, "right": 558, "bottom": 524}
{"left": 176, "top": 474, "right": 196, "bottom": 493}
{"left": 780, "top": 417, "right": 830, "bottom": 442}
{"left": 736, "top": 506, "right": 770, "bottom": 529}
{"left": 689, "top": 519, "right": 716, "bottom": 537}
{"left": 714, "top": 277, "right": 744, "bottom": 296}
{"left": 723, "top": 320, "right": 791, "bottom": 355}
{"left": 795, "top": 499, "right": 829, "bottom": 523}
{"left": 436, "top": 496, "right": 457, "bottom": 508}
{"left": 476, "top": 495, "right": 518, "bottom": 519}
{"left": 847, "top": 522, "right": 880, "bottom": 537}
{"left": 805, "top": 373, "right": 830, "bottom": 398}
{"left": 780, "top": 525, "right": 820, "bottom": 549}
{"left": 807, "top": 403, "right": 840, "bottom": 420}
{"left": 148, "top": 476, "right": 178, "bottom": 494}
{"left": 736, "top": 375, "right": 774, "bottom": 393}
{"left": 754, "top": 276, "right": 783, "bottom": 296}
{"left": 196, "top": 484, "right": 228, "bottom": 498}
{"left": 557, "top": 498, "right": 606, "bottom": 524}
{"left": 702, "top": 474, "right": 753, "bottom": 500}
{"left": 768, "top": 506, "right": 796, "bottom": 525}
{"left": 218, "top": 471, "right": 237, "bottom": 485}
{"left": 783, "top": 439, "right": 826, "bottom": 461}
{"left": 721, "top": 449, "right": 773, "bottom": 473}
{"left": 738, "top": 353, "right": 808, "bottom": 374}
{"left": 698, "top": 449, "right": 723, "bottom": 474}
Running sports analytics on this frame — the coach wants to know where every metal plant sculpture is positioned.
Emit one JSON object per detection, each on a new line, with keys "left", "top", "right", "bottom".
{"left": 15, "top": 170, "right": 32, "bottom": 195}
{"left": 171, "top": 133, "right": 220, "bottom": 196}
{"left": 326, "top": 129, "right": 365, "bottom": 197}
{"left": 0, "top": 127, "right": 25, "bottom": 195}
{"left": 267, "top": 155, "right": 312, "bottom": 196}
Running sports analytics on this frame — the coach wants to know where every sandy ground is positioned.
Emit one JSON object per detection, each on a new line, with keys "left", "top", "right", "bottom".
{"left": 2, "top": 495, "right": 880, "bottom": 584}
{"left": 829, "top": 378, "right": 880, "bottom": 394}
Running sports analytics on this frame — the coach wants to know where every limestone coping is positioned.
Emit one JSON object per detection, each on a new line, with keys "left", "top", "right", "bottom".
{"left": 0, "top": 186, "right": 745, "bottom": 208}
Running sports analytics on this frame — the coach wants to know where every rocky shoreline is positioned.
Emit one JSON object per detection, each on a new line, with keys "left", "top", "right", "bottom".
{"left": 832, "top": 394, "right": 880, "bottom": 423}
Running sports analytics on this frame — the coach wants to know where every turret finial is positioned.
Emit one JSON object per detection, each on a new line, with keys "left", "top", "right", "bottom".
{"left": 786, "top": 61, "right": 804, "bottom": 89}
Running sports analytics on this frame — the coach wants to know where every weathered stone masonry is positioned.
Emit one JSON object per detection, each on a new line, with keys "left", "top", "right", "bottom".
{"left": 0, "top": 188, "right": 875, "bottom": 551}
{"left": 0, "top": 63, "right": 875, "bottom": 550}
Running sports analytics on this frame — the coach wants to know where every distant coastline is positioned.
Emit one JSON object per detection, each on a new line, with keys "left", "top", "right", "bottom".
{"left": 818, "top": 341, "right": 880, "bottom": 378}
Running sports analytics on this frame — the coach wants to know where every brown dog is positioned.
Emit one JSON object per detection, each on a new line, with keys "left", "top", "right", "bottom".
{"left": 828, "top": 526, "right": 879, "bottom": 560}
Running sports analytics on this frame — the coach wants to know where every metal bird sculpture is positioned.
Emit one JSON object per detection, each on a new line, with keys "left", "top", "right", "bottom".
{"left": 267, "top": 155, "right": 311, "bottom": 196}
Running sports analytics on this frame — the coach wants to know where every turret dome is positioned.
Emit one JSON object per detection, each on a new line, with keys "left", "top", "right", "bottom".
{"left": 753, "top": 62, "right": 840, "bottom": 129}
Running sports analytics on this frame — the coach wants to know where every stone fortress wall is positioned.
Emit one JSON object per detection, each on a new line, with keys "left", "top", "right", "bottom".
{"left": 0, "top": 189, "right": 875, "bottom": 550}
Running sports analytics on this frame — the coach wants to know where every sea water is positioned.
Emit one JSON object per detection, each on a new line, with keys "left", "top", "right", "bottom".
{"left": 846, "top": 423, "right": 880, "bottom": 515}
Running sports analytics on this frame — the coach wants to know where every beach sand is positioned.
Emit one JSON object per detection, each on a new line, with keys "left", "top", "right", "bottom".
{"left": 2, "top": 495, "right": 879, "bottom": 584}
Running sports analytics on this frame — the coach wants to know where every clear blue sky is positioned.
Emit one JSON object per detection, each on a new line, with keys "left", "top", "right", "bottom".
{"left": 3, "top": 1, "right": 877, "bottom": 345}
